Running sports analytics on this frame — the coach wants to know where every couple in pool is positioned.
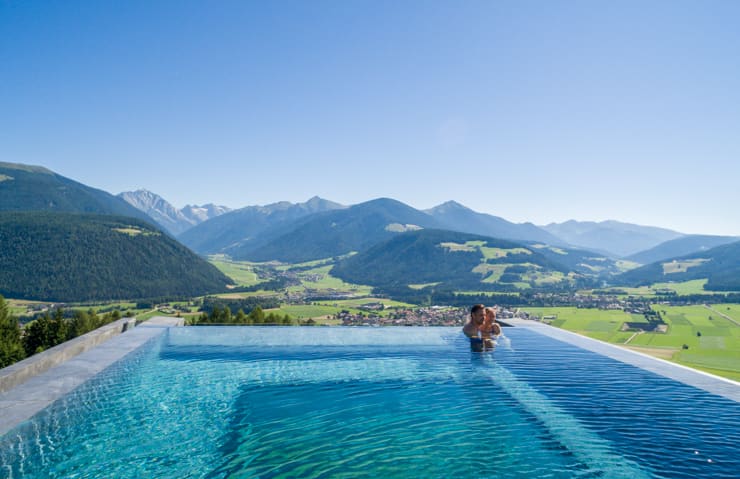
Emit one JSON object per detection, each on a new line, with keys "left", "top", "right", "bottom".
{"left": 463, "top": 304, "right": 501, "bottom": 352}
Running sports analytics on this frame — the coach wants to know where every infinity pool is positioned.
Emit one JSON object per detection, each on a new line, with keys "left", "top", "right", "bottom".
{"left": 1, "top": 326, "right": 738, "bottom": 478}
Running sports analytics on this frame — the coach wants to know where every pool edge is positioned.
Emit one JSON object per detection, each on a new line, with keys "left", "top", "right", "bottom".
{"left": 0, "top": 317, "right": 181, "bottom": 437}
{"left": 506, "top": 318, "right": 740, "bottom": 402}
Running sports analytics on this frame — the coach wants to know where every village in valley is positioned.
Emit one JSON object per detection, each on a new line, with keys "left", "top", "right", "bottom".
{"left": 330, "top": 296, "right": 654, "bottom": 327}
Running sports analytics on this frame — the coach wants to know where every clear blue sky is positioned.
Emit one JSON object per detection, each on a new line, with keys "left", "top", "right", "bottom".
{"left": 2, "top": 0, "right": 739, "bottom": 235}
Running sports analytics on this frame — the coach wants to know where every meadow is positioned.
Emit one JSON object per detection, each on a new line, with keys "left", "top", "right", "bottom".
{"left": 586, "top": 279, "right": 715, "bottom": 297}
{"left": 522, "top": 305, "right": 740, "bottom": 381}
{"left": 209, "top": 259, "right": 262, "bottom": 286}
{"left": 287, "top": 265, "right": 374, "bottom": 295}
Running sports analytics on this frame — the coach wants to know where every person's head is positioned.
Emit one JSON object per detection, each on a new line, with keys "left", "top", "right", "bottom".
{"left": 471, "top": 304, "right": 485, "bottom": 325}
{"left": 485, "top": 307, "right": 496, "bottom": 322}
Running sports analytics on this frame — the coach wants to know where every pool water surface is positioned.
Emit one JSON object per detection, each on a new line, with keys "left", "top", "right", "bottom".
{"left": 1, "top": 326, "right": 738, "bottom": 478}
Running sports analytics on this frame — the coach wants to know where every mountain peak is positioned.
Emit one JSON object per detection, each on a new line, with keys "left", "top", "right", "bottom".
{"left": 425, "top": 200, "right": 469, "bottom": 214}
{"left": 301, "top": 196, "right": 346, "bottom": 212}
{"left": 118, "top": 190, "right": 231, "bottom": 235}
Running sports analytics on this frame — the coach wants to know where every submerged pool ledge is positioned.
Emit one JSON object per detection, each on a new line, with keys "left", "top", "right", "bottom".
{"left": 0, "top": 316, "right": 182, "bottom": 437}
{"left": 507, "top": 318, "right": 740, "bottom": 403}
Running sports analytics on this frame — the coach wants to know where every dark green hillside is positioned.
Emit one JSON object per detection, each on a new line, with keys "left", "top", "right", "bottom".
{"left": 331, "top": 229, "right": 571, "bottom": 291}
{"left": 0, "top": 212, "right": 232, "bottom": 301}
{"left": 0, "top": 162, "right": 152, "bottom": 222}
{"left": 626, "top": 234, "right": 739, "bottom": 265}
{"left": 233, "top": 198, "right": 443, "bottom": 262}
{"left": 615, "top": 240, "right": 740, "bottom": 291}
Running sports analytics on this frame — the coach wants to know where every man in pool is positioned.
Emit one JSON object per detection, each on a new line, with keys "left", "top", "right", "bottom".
{"left": 463, "top": 304, "right": 486, "bottom": 351}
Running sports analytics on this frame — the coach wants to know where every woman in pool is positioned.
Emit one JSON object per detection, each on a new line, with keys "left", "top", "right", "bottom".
{"left": 480, "top": 307, "right": 501, "bottom": 349}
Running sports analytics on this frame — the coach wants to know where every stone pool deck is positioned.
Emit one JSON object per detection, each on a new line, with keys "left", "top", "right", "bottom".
{"left": 0, "top": 319, "right": 737, "bottom": 438}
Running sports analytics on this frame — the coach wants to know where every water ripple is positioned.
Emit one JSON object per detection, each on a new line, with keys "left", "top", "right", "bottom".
{"left": 1, "top": 327, "right": 738, "bottom": 478}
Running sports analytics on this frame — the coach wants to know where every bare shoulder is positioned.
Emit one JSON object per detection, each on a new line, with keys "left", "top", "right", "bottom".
{"left": 462, "top": 320, "right": 478, "bottom": 337}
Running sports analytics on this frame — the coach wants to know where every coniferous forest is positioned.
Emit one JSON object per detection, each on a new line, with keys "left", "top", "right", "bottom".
{"left": 0, "top": 212, "right": 232, "bottom": 302}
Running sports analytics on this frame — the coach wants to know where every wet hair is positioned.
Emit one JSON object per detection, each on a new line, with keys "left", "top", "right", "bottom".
{"left": 471, "top": 304, "right": 485, "bottom": 315}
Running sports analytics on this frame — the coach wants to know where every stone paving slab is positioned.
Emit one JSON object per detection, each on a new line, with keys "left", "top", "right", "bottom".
{"left": 506, "top": 318, "right": 740, "bottom": 403}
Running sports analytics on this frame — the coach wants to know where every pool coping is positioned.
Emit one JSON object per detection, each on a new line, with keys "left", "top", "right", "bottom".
{"left": 0, "top": 316, "right": 138, "bottom": 394}
{"left": 1, "top": 320, "right": 737, "bottom": 438}
{"left": 0, "top": 317, "right": 182, "bottom": 437}
{"left": 506, "top": 318, "right": 740, "bottom": 402}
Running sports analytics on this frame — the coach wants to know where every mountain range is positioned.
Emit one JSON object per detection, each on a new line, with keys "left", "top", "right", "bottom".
{"left": 172, "top": 197, "right": 632, "bottom": 261}
{"left": 541, "top": 220, "right": 684, "bottom": 258}
{"left": 2, "top": 161, "right": 739, "bottom": 299}
{"left": 178, "top": 196, "right": 345, "bottom": 256}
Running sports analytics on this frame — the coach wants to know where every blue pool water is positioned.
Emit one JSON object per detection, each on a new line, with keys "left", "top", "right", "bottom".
{"left": 1, "top": 326, "right": 738, "bottom": 478}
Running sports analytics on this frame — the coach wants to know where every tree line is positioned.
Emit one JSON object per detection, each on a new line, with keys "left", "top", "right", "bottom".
{"left": 189, "top": 305, "right": 295, "bottom": 325}
{"left": 0, "top": 295, "right": 124, "bottom": 368}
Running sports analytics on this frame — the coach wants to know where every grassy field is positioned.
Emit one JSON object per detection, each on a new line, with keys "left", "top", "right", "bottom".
{"left": 6, "top": 299, "right": 47, "bottom": 316}
{"left": 522, "top": 305, "right": 740, "bottom": 381}
{"left": 524, "top": 307, "right": 645, "bottom": 343}
{"left": 662, "top": 258, "right": 709, "bottom": 274}
{"left": 585, "top": 279, "right": 713, "bottom": 298}
{"left": 264, "top": 304, "right": 344, "bottom": 324}
{"left": 289, "top": 265, "right": 374, "bottom": 295}
{"left": 651, "top": 279, "right": 710, "bottom": 295}
{"left": 209, "top": 259, "right": 262, "bottom": 286}
{"left": 408, "top": 282, "right": 440, "bottom": 289}
{"left": 214, "top": 290, "right": 282, "bottom": 299}
{"left": 209, "top": 258, "right": 374, "bottom": 297}
{"left": 267, "top": 304, "right": 343, "bottom": 322}
{"left": 274, "top": 258, "right": 335, "bottom": 272}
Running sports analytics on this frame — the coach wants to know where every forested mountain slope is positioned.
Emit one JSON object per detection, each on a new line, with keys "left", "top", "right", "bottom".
{"left": 0, "top": 162, "right": 152, "bottom": 223}
{"left": 615, "top": 240, "right": 740, "bottom": 291}
{"left": 0, "top": 212, "right": 232, "bottom": 301}
{"left": 331, "top": 229, "right": 586, "bottom": 292}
